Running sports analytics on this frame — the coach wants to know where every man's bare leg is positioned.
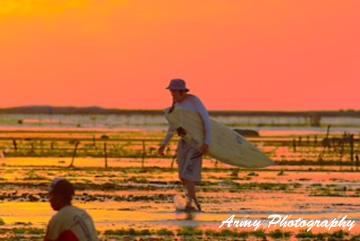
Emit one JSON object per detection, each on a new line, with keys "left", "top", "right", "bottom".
{"left": 183, "top": 179, "right": 201, "bottom": 211}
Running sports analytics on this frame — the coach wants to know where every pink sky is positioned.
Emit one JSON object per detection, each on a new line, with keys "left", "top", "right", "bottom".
{"left": 0, "top": 0, "right": 359, "bottom": 111}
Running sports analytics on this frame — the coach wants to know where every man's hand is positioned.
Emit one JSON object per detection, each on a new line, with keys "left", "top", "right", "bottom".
{"left": 200, "top": 143, "right": 209, "bottom": 155}
{"left": 158, "top": 144, "right": 166, "bottom": 156}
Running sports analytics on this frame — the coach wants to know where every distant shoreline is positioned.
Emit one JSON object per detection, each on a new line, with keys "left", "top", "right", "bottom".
{"left": 0, "top": 106, "right": 359, "bottom": 117}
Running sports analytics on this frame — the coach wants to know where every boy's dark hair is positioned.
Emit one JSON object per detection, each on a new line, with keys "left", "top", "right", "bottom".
{"left": 49, "top": 178, "right": 75, "bottom": 201}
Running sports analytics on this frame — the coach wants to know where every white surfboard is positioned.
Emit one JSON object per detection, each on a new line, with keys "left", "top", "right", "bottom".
{"left": 165, "top": 107, "right": 274, "bottom": 168}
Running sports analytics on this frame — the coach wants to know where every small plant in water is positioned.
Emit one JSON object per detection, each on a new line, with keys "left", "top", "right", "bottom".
{"left": 178, "top": 227, "right": 202, "bottom": 236}
{"left": 248, "top": 172, "right": 259, "bottom": 176}
{"left": 277, "top": 170, "right": 286, "bottom": 176}
{"left": 269, "top": 229, "right": 291, "bottom": 239}
{"left": 156, "top": 228, "right": 174, "bottom": 236}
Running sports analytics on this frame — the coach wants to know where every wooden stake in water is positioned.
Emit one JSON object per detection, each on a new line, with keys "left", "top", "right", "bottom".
{"left": 350, "top": 134, "right": 354, "bottom": 163}
{"left": 69, "top": 141, "right": 79, "bottom": 167}
{"left": 318, "top": 125, "right": 331, "bottom": 163}
{"left": 104, "top": 142, "right": 108, "bottom": 168}
{"left": 101, "top": 135, "right": 109, "bottom": 168}
{"left": 12, "top": 139, "right": 17, "bottom": 150}
{"left": 93, "top": 136, "right": 97, "bottom": 149}
{"left": 292, "top": 139, "right": 296, "bottom": 152}
{"left": 142, "top": 140, "right": 146, "bottom": 168}
{"left": 339, "top": 136, "right": 345, "bottom": 168}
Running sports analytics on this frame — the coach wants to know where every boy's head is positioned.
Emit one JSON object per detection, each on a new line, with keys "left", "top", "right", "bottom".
{"left": 48, "top": 178, "right": 74, "bottom": 211}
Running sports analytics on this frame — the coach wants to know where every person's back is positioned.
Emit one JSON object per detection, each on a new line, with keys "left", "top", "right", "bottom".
{"left": 45, "top": 205, "right": 98, "bottom": 241}
{"left": 44, "top": 178, "right": 99, "bottom": 241}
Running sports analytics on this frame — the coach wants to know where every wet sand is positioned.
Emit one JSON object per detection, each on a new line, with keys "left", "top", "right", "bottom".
{"left": 1, "top": 157, "right": 360, "bottom": 240}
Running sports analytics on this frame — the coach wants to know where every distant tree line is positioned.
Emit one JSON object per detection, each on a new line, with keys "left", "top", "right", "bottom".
{"left": 0, "top": 106, "right": 359, "bottom": 117}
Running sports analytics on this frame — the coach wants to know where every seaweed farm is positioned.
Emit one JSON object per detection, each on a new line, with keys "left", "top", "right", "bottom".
{"left": 0, "top": 112, "right": 360, "bottom": 240}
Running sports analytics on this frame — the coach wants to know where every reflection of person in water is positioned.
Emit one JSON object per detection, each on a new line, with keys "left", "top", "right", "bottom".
{"left": 44, "top": 178, "right": 99, "bottom": 241}
{"left": 158, "top": 79, "right": 212, "bottom": 211}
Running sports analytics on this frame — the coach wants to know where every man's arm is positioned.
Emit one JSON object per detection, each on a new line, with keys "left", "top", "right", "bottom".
{"left": 194, "top": 97, "right": 212, "bottom": 154}
{"left": 158, "top": 125, "right": 176, "bottom": 155}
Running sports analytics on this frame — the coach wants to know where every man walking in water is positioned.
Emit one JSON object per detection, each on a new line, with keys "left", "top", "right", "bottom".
{"left": 158, "top": 79, "right": 212, "bottom": 211}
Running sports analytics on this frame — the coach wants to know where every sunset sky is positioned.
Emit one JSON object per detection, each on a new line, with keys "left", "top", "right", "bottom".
{"left": 1, "top": 0, "right": 359, "bottom": 111}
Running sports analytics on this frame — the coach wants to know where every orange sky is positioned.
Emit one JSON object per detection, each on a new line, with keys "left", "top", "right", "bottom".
{"left": 0, "top": 0, "right": 359, "bottom": 111}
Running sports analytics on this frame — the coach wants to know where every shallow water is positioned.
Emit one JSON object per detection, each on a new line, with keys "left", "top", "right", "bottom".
{"left": 1, "top": 158, "right": 360, "bottom": 240}
{"left": 0, "top": 118, "right": 359, "bottom": 240}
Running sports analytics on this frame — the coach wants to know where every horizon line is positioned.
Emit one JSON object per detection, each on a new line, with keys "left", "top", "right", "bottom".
{"left": 0, "top": 105, "right": 359, "bottom": 113}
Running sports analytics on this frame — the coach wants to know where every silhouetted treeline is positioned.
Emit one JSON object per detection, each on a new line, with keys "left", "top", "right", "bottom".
{"left": 0, "top": 106, "right": 359, "bottom": 117}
